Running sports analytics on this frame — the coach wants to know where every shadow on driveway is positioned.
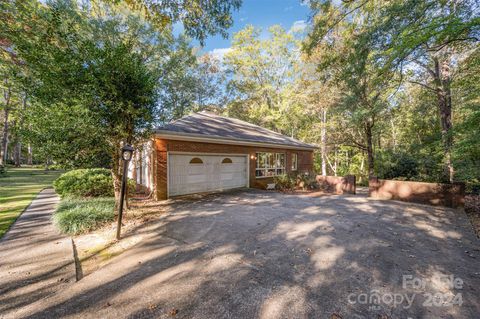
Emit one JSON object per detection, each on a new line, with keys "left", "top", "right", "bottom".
{"left": 8, "top": 189, "right": 480, "bottom": 319}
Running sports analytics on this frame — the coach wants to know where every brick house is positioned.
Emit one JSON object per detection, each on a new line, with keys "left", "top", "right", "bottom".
{"left": 132, "top": 111, "right": 316, "bottom": 200}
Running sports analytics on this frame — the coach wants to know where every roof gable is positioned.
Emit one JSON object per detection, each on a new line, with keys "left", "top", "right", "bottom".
{"left": 155, "top": 111, "right": 316, "bottom": 150}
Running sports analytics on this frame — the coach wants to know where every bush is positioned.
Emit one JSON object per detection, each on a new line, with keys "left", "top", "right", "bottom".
{"left": 377, "top": 151, "right": 419, "bottom": 180}
{"left": 274, "top": 174, "right": 296, "bottom": 191}
{"left": 53, "top": 168, "right": 114, "bottom": 197}
{"left": 296, "top": 172, "right": 318, "bottom": 190}
{"left": 0, "top": 165, "right": 5, "bottom": 177}
{"left": 53, "top": 197, "right": 115, "bottom": 234}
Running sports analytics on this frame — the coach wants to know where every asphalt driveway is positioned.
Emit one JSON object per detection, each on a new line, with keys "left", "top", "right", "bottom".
{"left": 12, "top": 190, "right": 480, "bottom": 319}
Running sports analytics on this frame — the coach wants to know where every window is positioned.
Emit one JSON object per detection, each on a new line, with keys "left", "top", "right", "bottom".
{"left": 221, "top": 158, "right": 233, "bottom": 164}
{"left": 255, "top": 152, "right": 285, "bottom": 177}
{"left": 291, "top": 153, "right": 298, "bottom": 171}
{"left": 189, "top": 157, "right": 203, "bottom": 164}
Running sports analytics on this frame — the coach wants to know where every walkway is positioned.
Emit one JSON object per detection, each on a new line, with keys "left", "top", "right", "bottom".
{"left": 0, "top": 188, "right": 75, "bottom": 318}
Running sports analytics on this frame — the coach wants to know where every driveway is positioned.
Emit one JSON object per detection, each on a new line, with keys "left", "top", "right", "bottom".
{"left": 12, "top": 190, "right": 480, "bottom": 319}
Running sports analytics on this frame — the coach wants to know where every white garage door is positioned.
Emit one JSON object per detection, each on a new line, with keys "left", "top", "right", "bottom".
{"left": 168, "top": 154, "right": 248, "bottom": 197}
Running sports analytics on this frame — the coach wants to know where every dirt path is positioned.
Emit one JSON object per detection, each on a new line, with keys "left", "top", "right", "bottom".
{"left": 0, "top": 188, "right": 75, "bottom": 318}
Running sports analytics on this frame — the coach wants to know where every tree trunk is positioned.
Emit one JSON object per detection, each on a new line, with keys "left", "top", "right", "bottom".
{"left": 365, "top": 122, "right": 374, "bottom": 177}
{"left": 433, "top": 57, "right": 454, "bottom": 182}
{"left": 390, "top": 117, "right": 397, "bottom": 152}
{"left": 320, "top": 108, "right": 327, "bottom": 176}
{"left": 333, "top": 147, "right": 337, "bottom": 176}
{"left": 1, "top": 86, "right": 11, "bottom": 166}
{"left": 111, "top": 150, "right": 122, "bottom": 208}
{"left": 111, "top": 145, "right": 131, "bottom": 211}
{"left": 14, "top": 141, "right": 21, "bottom": 167}
{"left": 27, "top": 144, "right": 33, "bottom": 165}
{"left": 1, "top": 107, "right": 9, "bottom": 166}
{"left": 14, "top": 93, "right": 27, "bottom": 167}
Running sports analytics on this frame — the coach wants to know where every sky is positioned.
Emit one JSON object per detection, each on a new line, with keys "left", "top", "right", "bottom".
{"left": 190, "top": 0, "right": 311, "bottom": 57}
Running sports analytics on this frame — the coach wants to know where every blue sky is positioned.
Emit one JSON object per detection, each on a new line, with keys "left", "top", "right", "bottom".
{"left": 198, "top": 0, "right": 311, "bottom": 54}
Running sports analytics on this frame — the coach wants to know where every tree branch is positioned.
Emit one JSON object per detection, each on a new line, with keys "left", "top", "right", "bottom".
{"left": 409, "top": 80, "right": 436, "bottom": 92}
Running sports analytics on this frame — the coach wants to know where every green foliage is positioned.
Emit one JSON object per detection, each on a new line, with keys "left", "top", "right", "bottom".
{"left": 53, "top": 169, "right": 114, "bottom": 198}
{"left": 376, "top": 151, "right": 418, "bottom": 180}
{"left": 103, "top": 0, "right": 241, "bottom": 45}
{"left": 224, "top": 25, "right": 311, "bottom": 137}
{"left": 296, "top": 172, "right": 319, "bottom": 191}
{"left": 53, "top": 197, "right": 115, "bottom": 234}
{"left": 158, "top": 37, "right": 226, "bottom": 122}
{"left": 1, "top": 0, "right": 239, "bottom": 204}
{"left": 274, "top": 172, "right": 318, "bottom": 191}
{"left": 273, "top": 174, "right": 296, "bottom": 191}
{"left": 0, "top": 165, "right": 5, "bottom": 177}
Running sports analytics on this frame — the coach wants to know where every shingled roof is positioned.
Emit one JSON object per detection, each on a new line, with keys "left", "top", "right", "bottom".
{"left": 155, "top": 111, "right": 316, "bottom": 150}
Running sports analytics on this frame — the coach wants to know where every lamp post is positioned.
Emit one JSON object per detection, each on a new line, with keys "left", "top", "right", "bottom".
{"left": 116, "top": 144, "right": 134, "bottom": 240}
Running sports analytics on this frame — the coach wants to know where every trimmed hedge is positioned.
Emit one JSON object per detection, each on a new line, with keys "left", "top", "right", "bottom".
{"left": 53, "top": 197, "right": 115, "bottom": 234}
{"left": 53, "top": 168, "right": 114, "bottom": 197}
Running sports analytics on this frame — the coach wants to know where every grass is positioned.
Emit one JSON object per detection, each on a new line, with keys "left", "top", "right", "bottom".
{"left": 0, "top": 167, "right": 62, "bottom": 238}
{"left": 53, "top": 197, "right": 115, "bottom": 234}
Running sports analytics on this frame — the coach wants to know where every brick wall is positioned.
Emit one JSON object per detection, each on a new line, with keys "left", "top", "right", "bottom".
{"left": 368, "top": 177, "right": 465, "bottom": 208}
{"left": 315, "top": 175, "right": 356, "bottom": 194}
{"left": 154, "top": 138, "right": 314, "bottom": 200}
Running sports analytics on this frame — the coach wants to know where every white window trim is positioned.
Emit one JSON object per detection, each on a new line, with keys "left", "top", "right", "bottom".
{"left": 255, "top": 152, "right": 286, "bottom": 178}
{"left": 291, "top": 153, "right": 298, "bottom": 171}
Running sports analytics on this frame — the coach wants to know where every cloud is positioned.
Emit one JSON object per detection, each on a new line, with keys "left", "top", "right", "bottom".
{"left": 284, "top": 6, "right": 294, "bottom": 12}
{"left": 209, "top": 48, "right": 232, "bottom": 61}
{"left": 291, "top": 20, "right": 307, "bottom": 32}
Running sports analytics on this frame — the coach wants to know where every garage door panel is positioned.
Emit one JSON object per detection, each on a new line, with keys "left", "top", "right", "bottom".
{"left": 188, "top": 165, "right": 205, "bottom": 175}
{"left": 169, "top": 154, "right": 247, "bottom": 196}
{"left": 187, "top": 174, "right": 207, "bottom": 183}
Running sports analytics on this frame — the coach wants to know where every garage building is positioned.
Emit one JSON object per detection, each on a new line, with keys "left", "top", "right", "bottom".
{"left": 135, "top": 111, "right": 316, "bottom": 200}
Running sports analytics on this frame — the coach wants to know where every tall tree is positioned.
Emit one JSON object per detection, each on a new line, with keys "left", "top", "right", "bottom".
{"left": 304, "top": 1, "right": 397, "bottom": 177}
{"left": 348, "top": 0, "right": 479, "bottom": 182}
{"left": 224, "top": 25, "right": 307, "bottom": 136}
{"left": 2, "top": 0, "right": 241, "bottom": 203}
{"left": 158, "top": 37, "right": 225, "bottom": 122}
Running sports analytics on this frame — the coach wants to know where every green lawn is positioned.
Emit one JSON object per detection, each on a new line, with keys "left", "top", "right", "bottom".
{"left": 0, "top": 167, "right": 62, "bottom": 238}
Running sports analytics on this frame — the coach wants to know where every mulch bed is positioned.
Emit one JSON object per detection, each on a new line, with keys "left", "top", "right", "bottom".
{"left": 465, "top": 194, "right": 480, "bottom": 238}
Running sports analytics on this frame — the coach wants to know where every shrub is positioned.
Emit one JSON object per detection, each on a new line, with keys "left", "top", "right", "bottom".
{"left": 53, "top": 197, "right": 115, "bottom": 234}
{"left": 274, "top": 174, "right": 296, "bottom": 191}
{"left": 0, "top": 165, "right": 5, "bottom": 177}
{"left": 377, "top": 151, "right": 419, "bottom": 180}
{"left": 53, "top": 168, "right": 114, "bottom": 197}
{"left": 296, "top": 172, "right": 318, "bottom": 190}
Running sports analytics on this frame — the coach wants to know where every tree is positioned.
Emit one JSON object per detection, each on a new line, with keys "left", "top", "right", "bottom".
{"left": 224, "top": 25, "right": 308, "bottom": 136}
{"left": 452, "top": 47, "right": 480, "bottom": 183}
{"left": 104, "top": 0, "right": 242, "bottom": 44}
{"left": 304, "top": 1, "right": 397, "bottom": 177}
{"left": 158, "top": 37, "right": 225, "bottom": 123}
{"left": 0, "top": 37, "right": 25, "bottom": 167}
{"left": 298, "top": 50, "right": 341, "bottom": 176}
{"left": 361, "top": 0, "right": 479, "bottom": 182}
{"left": 2, "top": 0, "right": 241, "bottom": 204}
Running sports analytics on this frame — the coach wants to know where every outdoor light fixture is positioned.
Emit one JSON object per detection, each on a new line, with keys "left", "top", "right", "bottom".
{"left": 116, "top": 144, "right": 134, "bottom": 240}
{"left": 122, "top": 146, "right": 133, "bottom": 161}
